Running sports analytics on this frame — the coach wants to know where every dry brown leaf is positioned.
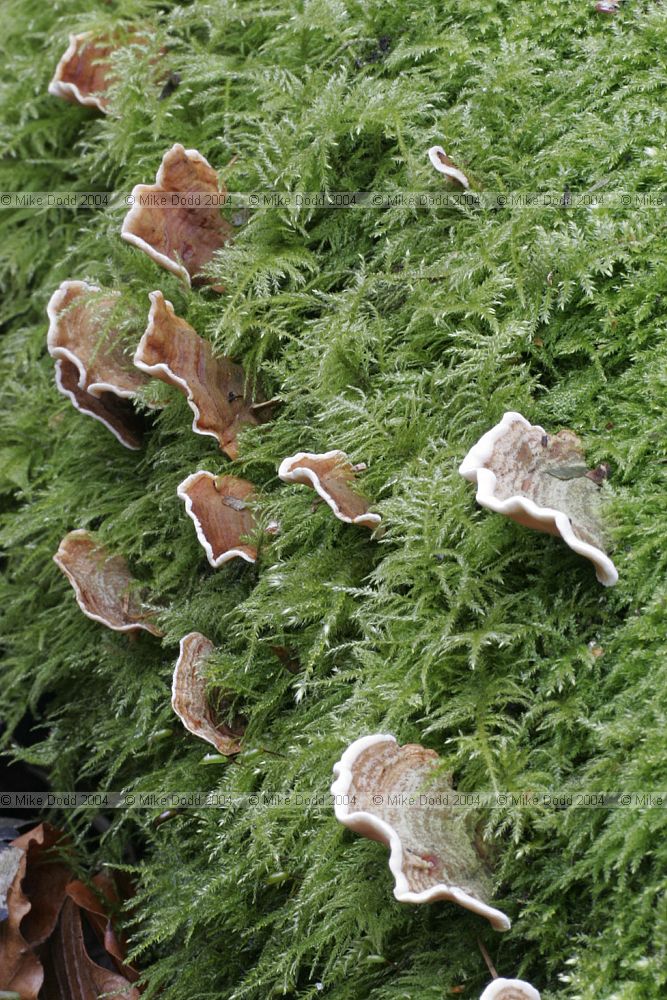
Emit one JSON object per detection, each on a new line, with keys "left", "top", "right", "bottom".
{"left": 41, "top": 896, "right": 140, "bottom": 1000}
{"left": 0, "top": 823, "right": 72, "bottom": 999}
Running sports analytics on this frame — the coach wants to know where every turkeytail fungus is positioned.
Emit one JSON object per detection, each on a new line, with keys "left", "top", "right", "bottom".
{"left": 459, "top": 412, "right": 618, "bottom": 586}
{"left": 331, "top": 734, "right": 510, "bottom": 931}
{"left": 53, "top": 530, "right": 162, "bottom": 635}
{"left": 427, "top": 145, "right": 471, "bottom": 189}
{"left": 480, "top": 980, "right": 541, "bottom": 1000}
{"left": 177, "top": 471, "right": 257, "bottom": 566}
{"left": 172, "top": 632, "right": 244, "bottom": 755}
{"left": 47, "top": 280, "right": 148, "bottom": 450}
{"left": 121, "top": 143, "right": 233, "bottom": 289}
{"left": 277, "top": 451, "right": 381, "bottom": 529}
{"left": 134, "top": 291, "right": 268, "bottom": 459}
{"left": 48, "top": 32, "right": 118, "bottom": 112}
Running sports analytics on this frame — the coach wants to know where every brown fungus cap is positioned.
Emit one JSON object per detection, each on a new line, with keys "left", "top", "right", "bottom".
{"left": 177, "top": 471, "right": 257, "bottom": 566}
{"left": 47, "top": 280, "right": 148, "bottom": 450}
{"left": 135, "top": 291, "right": 268, "bottom": 459}
{"left": 171, "top": 632, "right": 245, "bottom": 755}
{"left": 427, "top": 145, "right": 471, "bottom": 189}
{"left": 278, "top": 450, "right": 381, "bottom": 529}
{"left": 53, "top": 530, "right": 162, "bottom": 635}
{"left": 121, "top": 144, "right": 233, "bottom": 289}
{"left": 48, "top": 33, "right": 118, "bottom": 112}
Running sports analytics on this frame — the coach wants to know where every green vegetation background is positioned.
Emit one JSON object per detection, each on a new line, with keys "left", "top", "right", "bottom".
{"left": 1, "top": 0, "right": 666, "bottom": 996}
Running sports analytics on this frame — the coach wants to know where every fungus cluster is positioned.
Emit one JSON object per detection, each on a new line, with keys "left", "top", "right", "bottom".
{"left": 44, "top": 30, "right": 619, "bottom": 995}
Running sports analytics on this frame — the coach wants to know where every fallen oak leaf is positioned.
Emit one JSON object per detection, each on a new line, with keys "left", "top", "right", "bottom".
{"left": 12, "top": 823, "right": 72, "bottom": 949}
{"left": 0, "top": 823, "right": 72, "bottom": 997}
{"left": 40, "top": 895, "right": 140, "bottom": 1000}
{"left": 65, "top": 874, "right": 138, "bottom": 983}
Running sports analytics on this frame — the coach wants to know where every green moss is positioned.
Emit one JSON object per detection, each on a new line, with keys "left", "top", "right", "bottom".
{"left": 2, "top": 0, "right": 667, "bottom": 996}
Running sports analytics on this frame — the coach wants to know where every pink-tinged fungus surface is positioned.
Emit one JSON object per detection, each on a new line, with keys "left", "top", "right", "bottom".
{"left": 134, "top": 291, "right": 269, "bottom": 459}
{"left": 53, "top": 530, "right": 162, "bottom": 635}
{"left": 277, "top": 451, "right": 381, "bottom": 529}
{"left": 459, "top": 411, "right": 618, "bottom": 586}
{"left": 177, "top": 471, "right": 257, "bottom": 566}
{"left": 331, "top": 734, "right": 510, "bottom": 930}
{"left": 47, "top": 281, "right": 148, "bottom": 450}
{"left": 121, "top": 144, "right": 233, "bottom": 288}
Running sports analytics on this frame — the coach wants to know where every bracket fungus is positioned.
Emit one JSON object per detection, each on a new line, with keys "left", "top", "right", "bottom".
{"left": 331, "top": 734, "right": 510, "bottom": 931}
{"left": 48, "top": 32, "right": 118, "bottom": 112}
{"left": 480, "top": 980, "right": 540, "bottom": 1000}
{"left": 459, "top": 411, "right": 618, "bottom": 586}
{"left": 121, "top": 143, "right": 233, "bottom": 288}
{"left": 47, "top": 280, "right": 148, "bottom": 450}
{"left": 134, "top": 291, "right": 268, "bottom": 459}
{"left": 53, "top": 530, "right": 162, "bottom": 635}
{"left": 277, "top": 451, "right": 381, "bottom": 529}
{"left": 177, "top": 471, "right": 257, "bottom": 566}
{"left": 172, "top": 632, "right": 244, "bottom": 755}
{"left": 427, "top": 145, "right": 471, "bottom": 189}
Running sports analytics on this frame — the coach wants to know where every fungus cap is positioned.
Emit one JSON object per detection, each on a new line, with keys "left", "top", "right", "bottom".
{"left": 278, "top": 451, "right": 381, "bottom": 529}
{"left": 331, "top": 734, "right": 510, "bottom": 931}
{"left": 53, "top": 530, "right": 162, "bottom": 634}
{"left": 134, "top": 291, "right": 267, "bottom": 459}
{"left": 459, "top": 411, "right": 618, "bottom": 586}
{"left": 172, "top": 632, "right": 244, "bottom": 755}
{"left": 121, "top": 144, "right": 232, "bottom": 288}
{"left": 177, "top": 471, "right": 257, "bottom": 566}
{"left": 427, "top": 145, "right": 470, "bottom": 189}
